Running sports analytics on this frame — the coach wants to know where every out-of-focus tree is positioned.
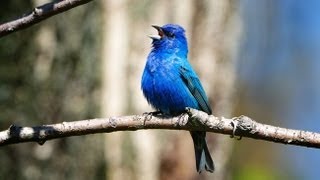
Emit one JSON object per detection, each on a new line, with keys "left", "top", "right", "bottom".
{"left": 0, "top": 0, "right": 104, "bottom": 179}
{"left": 0, "top": 0, "right": 242, "bottom": 179}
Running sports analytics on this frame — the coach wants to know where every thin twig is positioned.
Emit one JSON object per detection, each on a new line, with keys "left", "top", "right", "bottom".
{"left": 0, "top": 0, "right": 93, "bottom": 38}
{"left": 1, "top": 108, "right": 320, "bottom": 148}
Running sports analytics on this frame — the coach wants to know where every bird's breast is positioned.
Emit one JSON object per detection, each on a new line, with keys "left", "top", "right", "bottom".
{"left": 142, "top": 57, "right": 198, "bottom": 114}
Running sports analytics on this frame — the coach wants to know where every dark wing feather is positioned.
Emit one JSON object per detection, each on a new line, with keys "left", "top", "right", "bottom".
{"left": 180, "top": 66, "right": 212, "bottom": 115}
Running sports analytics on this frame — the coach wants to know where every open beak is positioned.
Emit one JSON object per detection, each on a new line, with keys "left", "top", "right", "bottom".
{"left": 148, "top": 25, "right": 164, "bottom": 40}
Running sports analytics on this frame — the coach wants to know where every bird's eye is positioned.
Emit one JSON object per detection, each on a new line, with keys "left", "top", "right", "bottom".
{"left": 164, "top": 31, "right": 175, "bottom": 38}
{"left": 167, "top": 32, "right": 175, "bottom": 38}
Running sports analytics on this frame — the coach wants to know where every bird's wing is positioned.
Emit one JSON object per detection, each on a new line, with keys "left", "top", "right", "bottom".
{"left": 179, "top": 66, "right": 212, "bottom": 115}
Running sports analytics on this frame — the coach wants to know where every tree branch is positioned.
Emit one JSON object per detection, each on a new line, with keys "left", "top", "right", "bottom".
{"left": 0, "top": 0, "right": 93, "bottom": 38}
{"left": 1, "top": 108, "right": 320, "bottom": 148}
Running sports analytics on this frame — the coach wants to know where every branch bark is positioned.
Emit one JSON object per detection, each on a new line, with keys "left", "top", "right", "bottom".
{"left": 1, "top": 108, "right": 320, "bottom": 148}
{"left": 0, "top": 0, "right": 93, "bottom": 38}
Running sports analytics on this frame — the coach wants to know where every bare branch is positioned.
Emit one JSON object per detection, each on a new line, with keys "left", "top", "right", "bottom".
{"left": 0, "top": 0, "right": 93, "bottom": 38}
{"left": 1, "top": 108, "right": 320, "bottom": 148}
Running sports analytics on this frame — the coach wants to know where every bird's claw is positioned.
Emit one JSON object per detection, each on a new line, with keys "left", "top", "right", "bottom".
{"left": 143, "top": 111, "right": 162, "bottom": 116}
{"left": 143, "top": 111, "right": 162, "bottom": 125}
{"left": 176, "top": 113, "right": 189, "bottom": 126}
{"left": 230, "top": 118, "right": 242, "bottom": 140}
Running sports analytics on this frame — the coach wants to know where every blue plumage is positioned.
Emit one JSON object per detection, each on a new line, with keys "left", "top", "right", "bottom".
{"left": 141, "top": 24, "right": 214, "bottom": 173}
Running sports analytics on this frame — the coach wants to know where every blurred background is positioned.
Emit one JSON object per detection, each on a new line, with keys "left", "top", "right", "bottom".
{"left": 0, "top": 0, "right": 319, "bottom": 179}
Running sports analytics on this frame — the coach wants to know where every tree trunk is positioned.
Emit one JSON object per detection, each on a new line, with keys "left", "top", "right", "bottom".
{"left": 101, "top": 0, "right": 129, "bottom": 179}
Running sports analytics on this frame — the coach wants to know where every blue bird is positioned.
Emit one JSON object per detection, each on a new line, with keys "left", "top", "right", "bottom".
{"left": 141, "top": 24, "right": 214, "bottom": 173}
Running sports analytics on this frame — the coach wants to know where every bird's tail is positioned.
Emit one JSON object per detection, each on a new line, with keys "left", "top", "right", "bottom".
{"left": 190, "top": 131, "right": 214, "bottom": 173}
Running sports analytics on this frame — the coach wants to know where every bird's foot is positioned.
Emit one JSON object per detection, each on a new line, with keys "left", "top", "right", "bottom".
{"left": 143, "top": 111, "right": 162, "bottom": 125}
{"left": 143, "top": 111, "right": 162, "bottom": 116}
{"left": 230, "top": 118, "right": 242, "bottom": 140}
{"left": 184, "top": 107, "right": 208, "bottom": 127}
{"left": 175, "top": 113, "right": 189, "bottom": 126}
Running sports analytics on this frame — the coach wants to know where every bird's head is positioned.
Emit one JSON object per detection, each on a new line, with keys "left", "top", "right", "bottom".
{"left": 149, "top": 24, "right": 188, "bottom": 55}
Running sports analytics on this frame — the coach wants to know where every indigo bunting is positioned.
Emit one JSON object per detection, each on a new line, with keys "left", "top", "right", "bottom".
{"left": 141, "top": 24, "right": 214, "bottom": 173}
